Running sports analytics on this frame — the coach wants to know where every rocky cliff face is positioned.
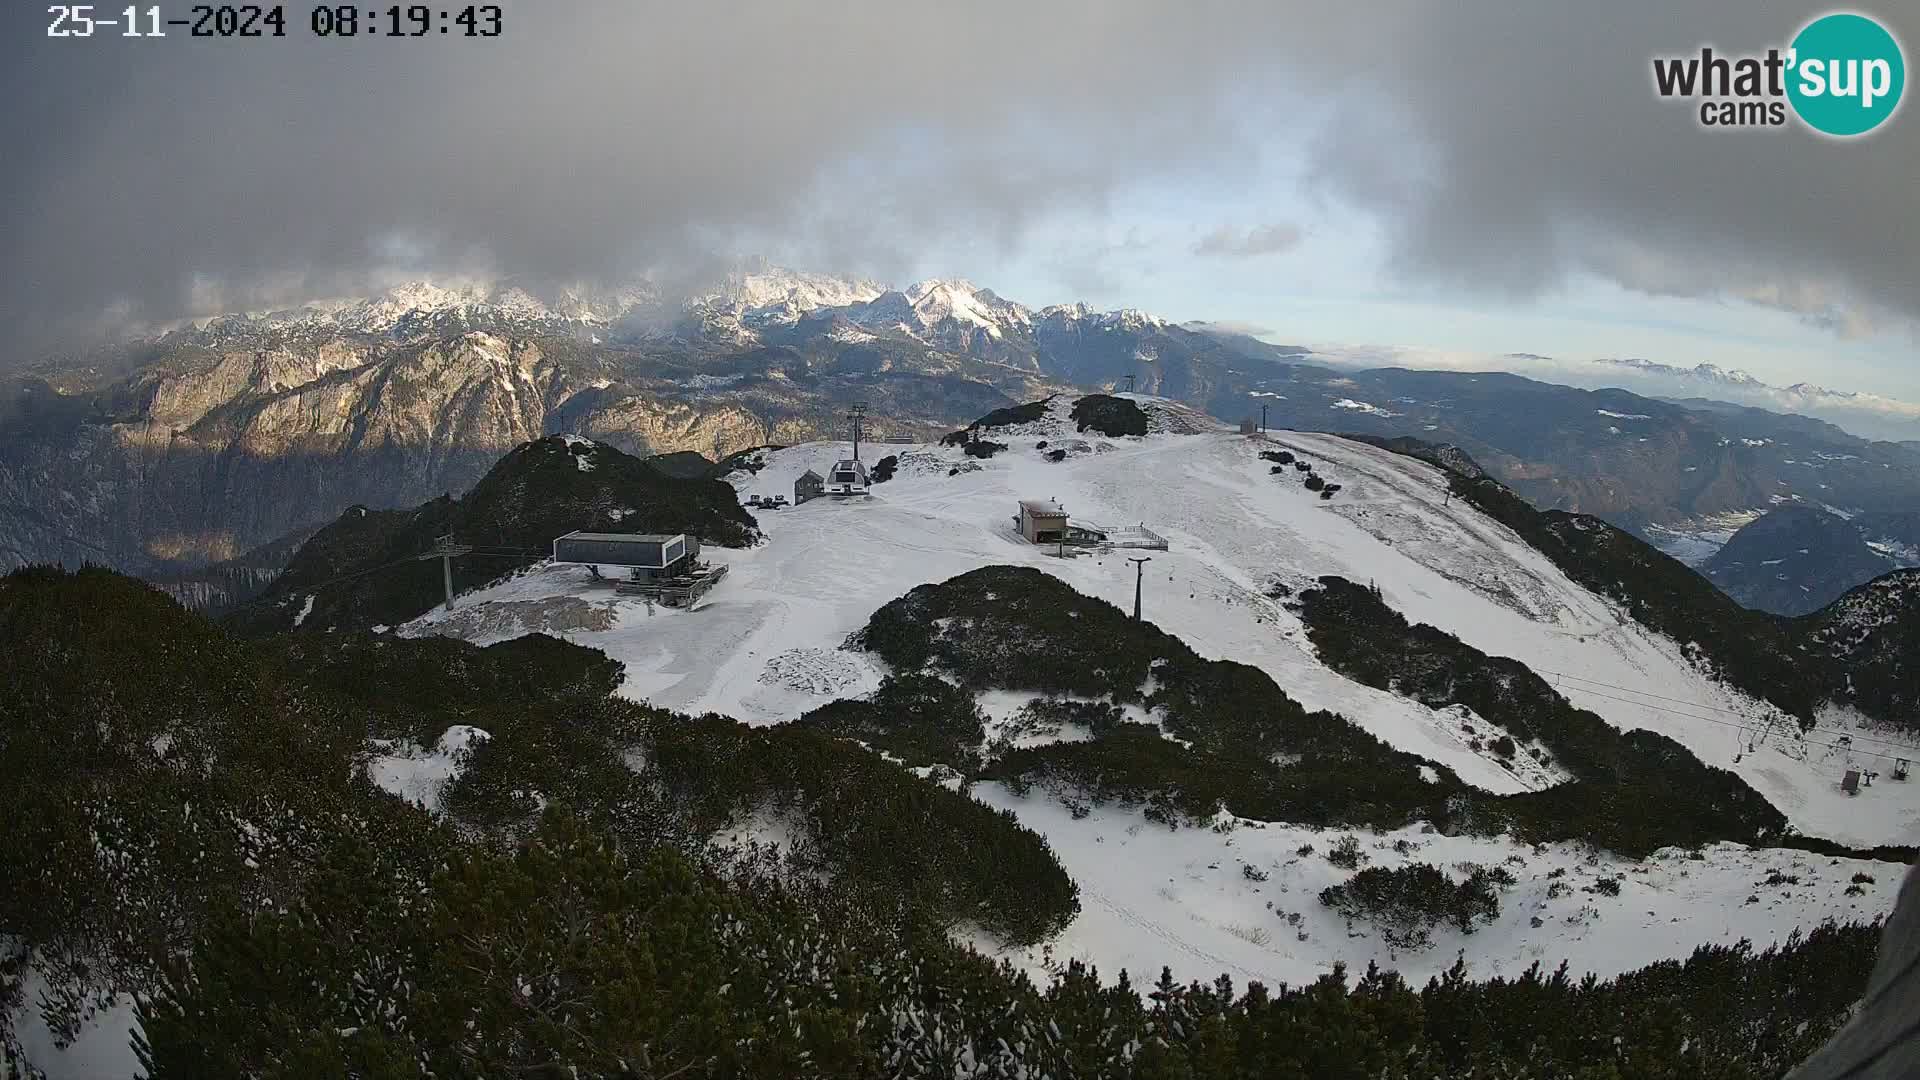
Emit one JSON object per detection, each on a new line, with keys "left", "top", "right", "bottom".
{"left": 2, "top": 299, "right": 1063, "bottom": 575}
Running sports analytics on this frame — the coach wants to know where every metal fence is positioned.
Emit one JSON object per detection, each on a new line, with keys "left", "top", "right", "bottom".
{"left": 1100, "top": 525, "right": 1170, "bottom": 551}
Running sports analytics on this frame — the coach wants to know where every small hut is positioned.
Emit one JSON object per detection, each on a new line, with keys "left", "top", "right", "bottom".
{"left": 1016, "top": 499, "right": 1071, "bottom": 543}
{"left": 794, "top": 469, "right": 825, "bottom": 504}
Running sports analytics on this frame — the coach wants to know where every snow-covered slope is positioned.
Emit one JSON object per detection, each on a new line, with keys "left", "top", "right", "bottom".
{"left": 401, "top": 394, "right": 1916, "bottom": 987}
{"left": 963, "top": 797, "right": 1898, "bottom": 993}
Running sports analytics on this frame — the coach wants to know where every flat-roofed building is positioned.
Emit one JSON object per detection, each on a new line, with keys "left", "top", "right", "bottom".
{"left": 552, "top": 531, "right": 690, "bottom": 580}
{"left": 1016, "top": 499, "right": 1071, "bottom": 544}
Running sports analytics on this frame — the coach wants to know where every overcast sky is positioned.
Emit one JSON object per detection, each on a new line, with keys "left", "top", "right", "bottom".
{"left": 4, "top": 2, "right": 1915, "bottom": 399}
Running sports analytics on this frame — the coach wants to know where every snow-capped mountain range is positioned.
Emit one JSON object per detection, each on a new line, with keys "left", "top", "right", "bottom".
{"left": 146, "top": 271, "right": 1920, "bottom": 446}
{"left": 1583, "top": 358, "right": 1920, "bottom": 443}
{"left": 169, "top": 268, "right": 1174, "bottom": 353}
{"left": 10, "top": 265, "right": 1920, "bottom": 613}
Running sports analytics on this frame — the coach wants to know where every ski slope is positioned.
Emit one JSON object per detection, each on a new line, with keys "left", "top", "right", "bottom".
{"left": 401, "top": 395, "right": 1918, "bottom": 986}
{"left": 410, "top": 396, "right": 1920, "bottom": 846}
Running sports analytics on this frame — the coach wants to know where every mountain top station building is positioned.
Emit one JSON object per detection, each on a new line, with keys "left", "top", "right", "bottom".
{"left": 552, "top": 532, "right": 694, "bottom": 581}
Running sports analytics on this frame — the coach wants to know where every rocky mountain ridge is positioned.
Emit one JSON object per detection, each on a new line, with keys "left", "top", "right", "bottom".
{"left": 10, "top": 269, "right": 1920, "bottom": 607}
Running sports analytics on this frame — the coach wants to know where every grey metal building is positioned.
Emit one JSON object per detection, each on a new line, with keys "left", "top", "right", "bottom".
{"left": 552, "top": 532, "right": 690, "bottom": 580}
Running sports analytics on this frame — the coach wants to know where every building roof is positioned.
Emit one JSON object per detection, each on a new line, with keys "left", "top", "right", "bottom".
{"left": 1019, "top": 499, "right": 1069, "bottom": 517}
{"left": 797, "top": 469, "right": 824, "bottom": 481}
{"left": 556, "top": 531, "right": 686, "bottom": 544}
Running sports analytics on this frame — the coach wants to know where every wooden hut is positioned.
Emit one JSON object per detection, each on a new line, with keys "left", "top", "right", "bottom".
{"left": 794, "top": 469, "right": 825, "bottom": 504}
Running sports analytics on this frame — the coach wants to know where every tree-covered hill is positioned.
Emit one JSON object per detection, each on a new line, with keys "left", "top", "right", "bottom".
{"left": 1294, "top": 576, "right": 1795, "bottom": 857}
{"left": 1794, "top": 569, "right": 1920, "bottom": 729}
{"left": 0, "top": 567, "right": 1077, "bottom": 1068}
{"left": 227, "top": 434, "right": 758, "bottom": 634}
{"left": 1702, "top": 506, "right": 1918, "bottom": 616}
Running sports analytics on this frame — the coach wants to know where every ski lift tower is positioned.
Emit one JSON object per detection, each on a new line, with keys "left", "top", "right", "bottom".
{"left": 848, "top": 403, "right": 867, "bottom": 462}
{"left": 829, "top": 403, "right": 872, "bottom": 495}
{"left": 418, "top": 534, "right": 474, "bottom": 612}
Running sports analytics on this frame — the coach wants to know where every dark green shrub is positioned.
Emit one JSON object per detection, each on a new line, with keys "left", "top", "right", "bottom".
{"left": 1319, "top": 862, "right": 1502, "bottom": 949}
{"left": 1069, "top": 395, "right": 1149, "bottom": 437}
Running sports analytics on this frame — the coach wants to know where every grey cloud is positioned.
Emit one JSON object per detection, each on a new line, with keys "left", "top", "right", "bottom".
{"left": 0, "top": 1, "right": 1290, "bottom": 347}
{"left": 1, "top": 2, "right": 1913, "bottom": 352}
{"left": 1303, "top": 3, "right": 1916, "bottom": 337}
{"left": 1193, "top": 223, "right": 1303, "bottom": 258}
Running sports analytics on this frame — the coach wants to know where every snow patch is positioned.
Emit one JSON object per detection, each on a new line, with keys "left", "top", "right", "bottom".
{"left": 1331, "top": 398, "right": 1400, "bottom": 417}
{"left": 758, "top": 648, "right": 872, "bottom": 697}
{"left": 365, "top": 725, "right": 491, "bottom": 813}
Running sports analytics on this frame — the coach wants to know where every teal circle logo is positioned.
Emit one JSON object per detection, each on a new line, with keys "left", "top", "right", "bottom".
{"left": 1787, "top": 12, "right": 1905, "bottom": 136}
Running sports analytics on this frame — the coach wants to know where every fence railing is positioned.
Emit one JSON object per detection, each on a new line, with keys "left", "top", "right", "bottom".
{"left": 1088, "top": 525, "right": 1170, "bottom": 551}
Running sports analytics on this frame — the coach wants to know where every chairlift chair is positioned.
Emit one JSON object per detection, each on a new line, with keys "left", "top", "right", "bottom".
{"left": 1895, "top": 758, "right": 1911, "bottom": 782}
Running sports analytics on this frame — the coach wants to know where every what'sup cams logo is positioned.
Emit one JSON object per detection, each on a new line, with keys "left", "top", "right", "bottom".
{"left": 1653, "top": 11, "right": 1905, "bottom": 136}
